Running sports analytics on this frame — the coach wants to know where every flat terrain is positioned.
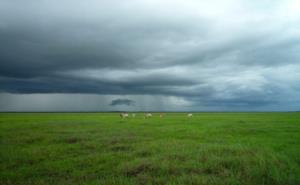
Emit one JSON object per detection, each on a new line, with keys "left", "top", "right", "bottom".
{"left": 1, "top": 112, "right": 300, "bottom": 185}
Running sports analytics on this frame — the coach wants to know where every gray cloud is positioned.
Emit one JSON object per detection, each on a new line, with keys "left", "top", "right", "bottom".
{"left": 110, "top": 99, "right": 135, "bottom": 106}
{"left": 0, "top": 0, "right": 299, "bottom": 111}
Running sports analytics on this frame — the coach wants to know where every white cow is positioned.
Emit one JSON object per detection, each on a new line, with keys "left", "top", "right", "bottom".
{"left": 120, "top": 113, "right": 129, "bottom": 118}
{"left": 187, "top": 113, "right": 193, "bottom": 117}
{"left": 145, "top": 113, "right": 152, "bottom": 118}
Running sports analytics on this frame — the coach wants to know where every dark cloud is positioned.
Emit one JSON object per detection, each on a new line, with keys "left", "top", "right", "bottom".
{"left": 0, "top": 0, "right": 299, "bottom": 111}
{"left": 110, "top": 99, "right": 135, "bottom": 106}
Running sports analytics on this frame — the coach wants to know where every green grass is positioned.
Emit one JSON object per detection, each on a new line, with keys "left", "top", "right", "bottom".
{"left": 1, "top": 112, "right": 300, "bottom": 185}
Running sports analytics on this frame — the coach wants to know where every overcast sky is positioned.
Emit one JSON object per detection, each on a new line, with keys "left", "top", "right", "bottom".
{"left": 0, "top": 0, "right": 299, "bottom": 111}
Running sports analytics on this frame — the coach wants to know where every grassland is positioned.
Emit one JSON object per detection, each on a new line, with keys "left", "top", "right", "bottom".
{"left": 0, "top": 112, "right": 300, "bottom": 185}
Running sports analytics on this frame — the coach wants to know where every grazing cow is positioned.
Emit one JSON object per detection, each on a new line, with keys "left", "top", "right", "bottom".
{"left": 187, "top": 113, "right": 193, "bottom": 117}
{"left": 145, "top": 113, "right": 152, "bottom": 118}
{"left": 120, "top": 113, "right": 129, "bottom": 118}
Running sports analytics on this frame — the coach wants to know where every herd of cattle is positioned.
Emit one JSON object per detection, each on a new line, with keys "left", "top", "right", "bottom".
{"left": 120, "top": 113, "right": 193, "bottom": 118}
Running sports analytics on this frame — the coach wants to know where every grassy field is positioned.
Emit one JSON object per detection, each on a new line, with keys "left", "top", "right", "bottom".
{"left": 0, "top": 112, "right": 300, "bottom": 185}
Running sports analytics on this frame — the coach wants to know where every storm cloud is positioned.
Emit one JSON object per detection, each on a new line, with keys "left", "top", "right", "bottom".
{"left": 110, "top": 99, "right": 135, "bottom": 106}
{"left": 0, "top": 0, "right": 299, "bottom": 111}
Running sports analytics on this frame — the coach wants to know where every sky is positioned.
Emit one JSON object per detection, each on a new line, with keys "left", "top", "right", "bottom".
{"left": 0, "top": 0, "right": 300, "bottom": 112}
